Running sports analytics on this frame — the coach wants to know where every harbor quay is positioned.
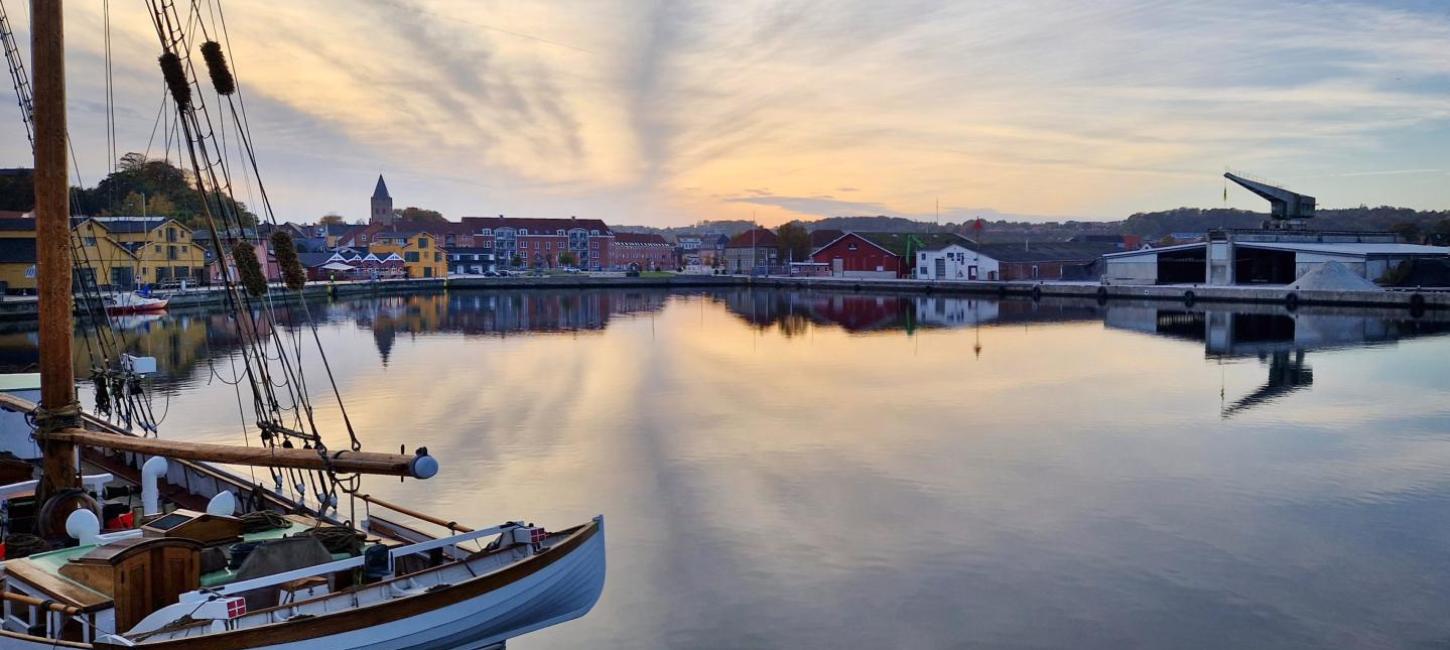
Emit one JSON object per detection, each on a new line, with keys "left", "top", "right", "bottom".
{"left": 0, "top": 273, "right": 1443, "bottom": 323}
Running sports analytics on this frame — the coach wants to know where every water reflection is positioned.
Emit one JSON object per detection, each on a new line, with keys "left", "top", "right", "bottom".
{"left": 1105, "top": 305, "right": 1450, "bottom": 416}
{"left": 2, "top": 289, "right": 1450, "bottom": 648}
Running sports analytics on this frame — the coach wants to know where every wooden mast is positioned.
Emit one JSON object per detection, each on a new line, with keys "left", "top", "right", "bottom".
{"left": 32, "top": 0, "right": 80, "bottom": 498}
{"left": 21, "top": 1, "right": 438, "bottom": 485}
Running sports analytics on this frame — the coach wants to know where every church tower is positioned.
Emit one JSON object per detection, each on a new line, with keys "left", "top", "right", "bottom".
{"left": 370, "top": 174, "right": 394, "bottom": 226}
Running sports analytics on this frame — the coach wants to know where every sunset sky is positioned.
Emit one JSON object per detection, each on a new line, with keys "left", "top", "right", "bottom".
{"left": 3, "top": 0, "right": 1449, "bottom": 226}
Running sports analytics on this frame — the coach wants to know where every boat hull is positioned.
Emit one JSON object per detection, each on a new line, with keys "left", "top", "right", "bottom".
{"left": 96, "top": 517, "right": 606, "bottom": 649}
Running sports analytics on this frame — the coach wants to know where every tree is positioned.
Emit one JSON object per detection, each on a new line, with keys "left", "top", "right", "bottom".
{"left": 559, "top": 251, "right": 578, "bottom": 267}
{"left": 115, "top": 191, "right": 176, "bottom": 217}
{"left": 775, "top": 221, "right": 811, "bottom": 262}
{"left": 0, "top": 169, "right": 34, "bottom": 211}
{"left": 1389, "top": 221, "right": 1423, "bottom": 243}
{"left": 319, "top": 213, "right": 346, "bottom": 226}
{"left": 510, "top": 254, "right": 523, "bottom": 268}
{"left": 395, "top": 206, "right": 446, "bottom": 225}
{"left": 73, "top": 153, "right": 257, "bottom": 228}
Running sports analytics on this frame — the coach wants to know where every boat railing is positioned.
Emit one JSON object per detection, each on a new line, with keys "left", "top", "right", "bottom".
{"left": 186, "top": 522, "right": 516, "bottom": 600}
{"left": 352, "top": 491, "right": 474, "bottom": 533}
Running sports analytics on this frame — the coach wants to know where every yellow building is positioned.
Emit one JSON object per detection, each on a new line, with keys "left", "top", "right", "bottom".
{"left": 369, "top": 230, "right": 448, "bottom": 279}
{"left": 81, "top": 217, "right": 209, "bottom": 287}
{"left": 0, "top": 215, "right": 138, "bottom": 293}
{"left": 71, "top": 218, "right": 142, "bottom": 289}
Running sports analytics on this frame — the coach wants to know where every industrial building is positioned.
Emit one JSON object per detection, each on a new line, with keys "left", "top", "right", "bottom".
{"left": 1104, "top": 172, "right": 1450, "bottom": 287}
{"left": 1102, "top": 230, "right": 1450, "bottom": 286}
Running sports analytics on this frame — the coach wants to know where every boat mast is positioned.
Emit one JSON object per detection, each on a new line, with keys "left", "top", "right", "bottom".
{"left": 32, "top": 0, "right": 81, "bottom": 498}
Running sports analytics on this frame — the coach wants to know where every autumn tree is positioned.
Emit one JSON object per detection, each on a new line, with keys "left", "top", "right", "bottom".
{"left": 395, "top": 207, "right": 446, "bottom": 225}
{"left": 775, "top": 221, "right": 811, "bottom": 262}
{"left": 319, "top": 213, "right": 346, "bottom": 226}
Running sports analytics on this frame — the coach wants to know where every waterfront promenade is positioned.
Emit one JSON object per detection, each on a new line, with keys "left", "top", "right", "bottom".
{"left": 0, "top": 273, "right": 1445, "bottom": 322}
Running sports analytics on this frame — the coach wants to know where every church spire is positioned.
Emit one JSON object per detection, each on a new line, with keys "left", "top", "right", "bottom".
{"left": 370, "top": 174, "right": 395, "bottom": 225}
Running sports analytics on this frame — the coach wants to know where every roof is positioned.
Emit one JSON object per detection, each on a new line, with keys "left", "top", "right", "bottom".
{"left": 809, "top": 229, "right": 844, "bottom": 248}
{"left": 0, "top": 217, "right": 36, "bottom": 231}
{"left": 818, "top": 232, "right": 972, "bottom": 257}
{"left": 0, "top": 237, "right": 36, "bottom": 264}
{"left": 1103, "top": 242, "right": 1205, "bottom": 259}
{"left": 726, "top": 228, "right": 779, "bottom": 248}
{"left": 1236, "top": 241, "right": 1450, "bottom": 256}
{"left": 86, "top": 216, "right": 176, "bottom": 233}
{"left": 972, "top": 241, "right": 1120, "bottom": 263}
{"left": 459, "top": 216, "right": 613, "bottom": 235}
{"left": 372, "top": 175, "right": 390, "bottom": 199}
{"left": 615, "top": 232, "right": 670, "bottom": 246}
{"left": 296, "top": 252, "right": 334, "bottom": 268}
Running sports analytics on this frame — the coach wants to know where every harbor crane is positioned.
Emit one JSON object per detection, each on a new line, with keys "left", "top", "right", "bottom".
{"left": 1224, "top": 171, "right": 1316, "bottom": 225}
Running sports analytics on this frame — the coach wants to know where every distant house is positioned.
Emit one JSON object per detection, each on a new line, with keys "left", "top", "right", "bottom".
{"left": 723, "top": 228, "right": 780, "bottom": 273}
{"left": 447, "top": 247, "right": 495, "bottom": 275}
{"left": 810, "top": 232, "right": 973, "bottom": 279}
{"left": 613, "top": 232, "right": 674, "bottom": 271}
{"left": 369, "top": 231, "right": 448, "bottom": 279}
{"left": 971, "top": 242, "right": 1121, "bottom": 281}
{"left": 915, "top": 242, "right": 997, "bottom": 280}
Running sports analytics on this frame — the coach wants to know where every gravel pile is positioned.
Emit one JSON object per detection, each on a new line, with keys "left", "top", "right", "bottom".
{"left": 1288, "top": 261, "right": 1383, "bottom": 292}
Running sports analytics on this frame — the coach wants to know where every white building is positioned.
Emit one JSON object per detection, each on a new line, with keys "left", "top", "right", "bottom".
{"left": 1102, "top": 231, "right": 1450, "bottom": 286}
{"left": 914, "top": 244, "right": 999, "bottom": 281}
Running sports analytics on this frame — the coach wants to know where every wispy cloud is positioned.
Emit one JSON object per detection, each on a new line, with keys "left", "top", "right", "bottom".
{"left": 1, "top": 0, "right": 1447, "bottom": 224}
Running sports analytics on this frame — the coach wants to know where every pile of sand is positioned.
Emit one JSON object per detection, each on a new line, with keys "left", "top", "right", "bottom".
{"left": 1288, "top": 261, "right": 1383, "bottom": 292}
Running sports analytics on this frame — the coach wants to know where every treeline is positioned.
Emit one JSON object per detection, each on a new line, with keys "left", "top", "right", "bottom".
{"left": 0, "top": 153, "right": 257, "bottom": 229}
{"left": 1121, "top": 206, "right": 1450, "bottom": 240}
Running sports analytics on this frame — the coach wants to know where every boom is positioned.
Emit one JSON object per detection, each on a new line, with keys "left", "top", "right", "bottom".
{"left": 1224, "top": 171, "right": 1315, "bottom": 221}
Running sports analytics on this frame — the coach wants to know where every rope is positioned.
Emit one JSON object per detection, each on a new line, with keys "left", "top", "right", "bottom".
{"left": 238, "top": 510, "right": 289, "bottom": 534}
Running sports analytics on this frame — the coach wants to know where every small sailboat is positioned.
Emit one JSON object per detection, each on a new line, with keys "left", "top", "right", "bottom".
{"left": 0, "top": 2, "right": 605, "bottom": 647}
{"left": 102, "top": 291, "right": 169, "bottom": 315}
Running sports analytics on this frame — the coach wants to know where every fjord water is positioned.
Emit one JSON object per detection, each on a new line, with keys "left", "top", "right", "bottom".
{"left": 7, "top": 289, "right": 1450, "bottom": 649}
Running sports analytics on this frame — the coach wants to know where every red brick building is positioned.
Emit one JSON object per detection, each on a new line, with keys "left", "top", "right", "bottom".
{"left": 613, "top": 232, "right": 675, "bottom": 271}
{"left": 810, "top": 232, "right": 973, "bottom": 278}
{"left": 342, "top": 216, "right": 617, "bottom": 270}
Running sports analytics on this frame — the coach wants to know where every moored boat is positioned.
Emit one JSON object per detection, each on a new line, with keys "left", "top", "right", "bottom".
{"left": 102, "top": 292, "right": 169, "bottom": 315}
{"left": 0, "top": 1, "right": 605, "bottom": 647}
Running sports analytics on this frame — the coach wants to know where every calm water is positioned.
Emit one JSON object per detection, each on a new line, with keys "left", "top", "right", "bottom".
{"left": 7, "top": 289, "right": 1450, "bottom": 649}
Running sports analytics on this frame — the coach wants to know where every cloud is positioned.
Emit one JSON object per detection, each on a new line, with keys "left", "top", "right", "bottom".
{"left": 2, "top": 0, "right": 1448, "bottom": 225}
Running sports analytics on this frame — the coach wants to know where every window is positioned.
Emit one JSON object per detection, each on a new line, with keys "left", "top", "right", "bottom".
{"left": 434, "top": 252, "right": 441, "bottom": 262}
{"left": 418, "top": 237, "right": 429, "bottom": 248}
{"left": 168, "top": 245, "right": 178, "bottom": 260}
{"left": 557, "top": 229, "right": 565, "bottom": 236}
{"left": 154, "top": 245, "right": 162, "bottom": 253}
{"left": 405, "top": 252, "right": 420, "bottom": 262}
{"left": 591, "top": 230, "right": 599, "bottom": 235}
{"left": 175, "top": 266, "right": 190, "bottom": 279}
{"left": 479, "top": 228, "right": 492, "bottom": 236}
{"left": 166, "top": 227, "right": 178, "bottom": 242}
{"left": 848, "top": 243, "right": 857, "bottom": 251}
{"left": 83, "top": 237, "right": 97, "bottom": 247}
{"left": 519, "top": 229, "right": 528, "bottom": 235}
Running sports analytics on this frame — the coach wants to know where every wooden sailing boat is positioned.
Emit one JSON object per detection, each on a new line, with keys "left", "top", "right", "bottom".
{"left": 0, "top": 2, "right": 604, "bottom": 647}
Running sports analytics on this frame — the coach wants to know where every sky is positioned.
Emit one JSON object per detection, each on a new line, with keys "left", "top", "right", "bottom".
{"left": 3, "top": 0, "right": 1450, "bottom": 226}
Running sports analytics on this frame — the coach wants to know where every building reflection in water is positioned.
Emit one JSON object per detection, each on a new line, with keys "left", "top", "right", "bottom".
{"left": 1105, "top": 305, "right": 1450, "bottom": 416}
{"left": 1, "top": 289, "right": 1447, "bottom": 422}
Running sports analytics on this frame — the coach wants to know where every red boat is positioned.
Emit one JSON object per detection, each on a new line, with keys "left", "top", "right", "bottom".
{"left": 104, "top": 291, "right": 170, "bottom": 315}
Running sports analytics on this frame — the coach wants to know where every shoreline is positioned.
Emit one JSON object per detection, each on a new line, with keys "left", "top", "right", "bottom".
{"left": 0, "top": 274, "right": 1443, "bottom": 322}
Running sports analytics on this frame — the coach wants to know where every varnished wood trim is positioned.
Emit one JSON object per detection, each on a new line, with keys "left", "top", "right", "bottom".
{"left": 98, "top": 519, "right": 600, "bottom": 650}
